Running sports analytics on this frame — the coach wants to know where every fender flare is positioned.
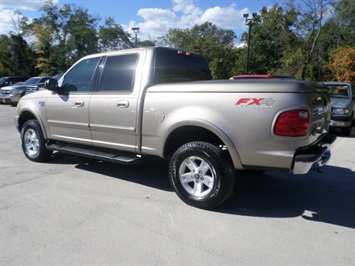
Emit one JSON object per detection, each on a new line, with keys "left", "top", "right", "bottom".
{"left": 162, "top": 119, "right": 243, "bottom": 170}
{"left": 18, "top": 107, "right": 49, "bottom": 140}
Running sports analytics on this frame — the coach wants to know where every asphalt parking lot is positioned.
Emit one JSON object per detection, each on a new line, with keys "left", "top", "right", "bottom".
{"left": 1, "top": 103, "right": 354, "bottom": 265}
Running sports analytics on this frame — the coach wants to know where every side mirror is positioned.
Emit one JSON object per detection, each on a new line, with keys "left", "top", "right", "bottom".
{"left": 45, "top": 78, "right": 59, "bottom": 91}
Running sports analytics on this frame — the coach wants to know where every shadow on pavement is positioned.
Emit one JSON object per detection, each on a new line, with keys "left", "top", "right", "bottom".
{"left": 72, "top": 154, "right": 172, "bottom": 192}
{"left": 52, "top": 152, "right": 354, "bottom": 229}
{"left": 218, "top": 165, "right": 355, "bottom": 229}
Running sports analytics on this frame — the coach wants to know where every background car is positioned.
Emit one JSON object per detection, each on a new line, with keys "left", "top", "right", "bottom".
{"left": 26, "top": 73, "right": 63, "bottom": 95}
{"left": 322, "top": 81, "right": 355, "bottom": 135}
{"left": 0, "top": 76, "right": 52, "bottom": 106}
{"left": 0, "top": 76, "right": 29, "bottom": 89}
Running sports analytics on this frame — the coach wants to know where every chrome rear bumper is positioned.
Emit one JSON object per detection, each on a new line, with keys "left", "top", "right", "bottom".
{"left": 293, "top": 134, "right": 337, "bottom": 174}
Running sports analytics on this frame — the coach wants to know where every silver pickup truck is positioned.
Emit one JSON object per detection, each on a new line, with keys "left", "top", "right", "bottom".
{"left": 16, "top": 47, "right": 336, "bottom": 209}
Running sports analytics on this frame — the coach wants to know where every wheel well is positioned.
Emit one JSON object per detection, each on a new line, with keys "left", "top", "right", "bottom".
{"left": 164, "top": 126, "right": 226, "bottom": 158}
{"left": 18, "top": 111, "right": 37, "bottom": 130}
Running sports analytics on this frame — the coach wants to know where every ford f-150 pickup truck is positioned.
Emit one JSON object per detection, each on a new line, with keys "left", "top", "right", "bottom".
{"left": 16, "top": 47, "right": 336, "bottom": 209}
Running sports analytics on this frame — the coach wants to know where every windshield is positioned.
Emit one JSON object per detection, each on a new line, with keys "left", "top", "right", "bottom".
{"left": 0, "top": 77, "right": 7, "bottom": 86}
{"left": 326, "top": 84, "right": 350, "bottom": 99}
{"left": 52, "top": 73, "right": 63, "bottom": 80}
{"left": 24, "top": 77, "right": 41, "bottom": 85}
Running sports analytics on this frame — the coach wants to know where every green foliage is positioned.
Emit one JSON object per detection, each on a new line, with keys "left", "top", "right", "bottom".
{"left": 20, "top": 0, "right": 132, "bottom": 75}
{"left": 23, "top": 1, "right": 102, "bottom": 74}
{"left": 99, "top": 17, "right": 133, "bottom": 51}
{"left": 139, "top": 40, "right": 156, "bottom": 47}
{"left": 0, "top": 34, "right": 37, "bottom": 76}
{"left": 0, "top": 35, "right": 14, "bottom": 76}
{"left": 284, "top": 0, "right": 337, "bottom": 80}
{"left": 328, "top": 46, "right": 355, "bottom": 82}
{"left": 65, "top": 4, "right": 100, "bottom": 59}
{"left": 0, "top": 0, "right": 353, "bottom": 81}
{"left": 243, "top": 5, "right": 300, "bottom": 75}
{"left": 334, "top": 0, "right": 355, "bottom": 47}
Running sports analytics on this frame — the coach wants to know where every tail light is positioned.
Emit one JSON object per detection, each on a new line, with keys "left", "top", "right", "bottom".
{"left": 274, "top": 109, "right": 310, "bottom": 136}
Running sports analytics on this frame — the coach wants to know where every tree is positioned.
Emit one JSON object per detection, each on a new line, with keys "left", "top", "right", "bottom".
{"left": 21, "top": 0, "right": 137, "bottom": 75}
{"left": 98, "top": 17, "right": 133, "bottom": 51}
{"left": 0, "top": 34, "right": 36, "bottom": 76}
{"left": 23, "top": 0, "right": 68, "bottom": 74}
{"left": 30, "top": 23, "right": 55, "bottom": 75}
{"left": 333, "top": 0, "right": 355, "bottom": 47}
{"left": 0, "top": 35, "right": 16, "bottom": 76}
{"left": 0, "top": 10, "right": 36, "bottom": 76}
{"left": 328, "top": 46, "right": 355, "bottom": 82}
{"left": 240, "top": 5, "right": 299, "bottom": 75}
{"left": 65, "top": 4, "right": 99, "bottom": 60}
{"left": 139, "top": 39, "right": 156, "bottom": 47}
{"left": 23, "top": 0, "right": 100, "bottom": 75}
{"left": 285, "top": 0, "right": 335, "bottom": 80}
{"left": 319, "top": 0, "right": 355, "bottom": 80}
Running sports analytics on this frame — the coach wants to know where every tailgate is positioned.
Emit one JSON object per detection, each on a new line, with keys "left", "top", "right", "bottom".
{"left": 308, "top": 83, "right": 332, "bottom": 137}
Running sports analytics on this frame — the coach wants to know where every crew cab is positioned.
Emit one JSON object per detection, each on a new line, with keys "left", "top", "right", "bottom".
{"left": 16, "top": 47, "right": 336, "bottom": 209}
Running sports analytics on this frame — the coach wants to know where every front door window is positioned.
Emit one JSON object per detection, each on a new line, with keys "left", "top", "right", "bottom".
{"left": 62, "top": 57, "right": 100, "bottom": 92}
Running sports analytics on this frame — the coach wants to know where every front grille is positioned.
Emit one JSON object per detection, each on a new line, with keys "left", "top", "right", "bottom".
{"left": 26, "top": 88, "right": 37, "bottom": 92}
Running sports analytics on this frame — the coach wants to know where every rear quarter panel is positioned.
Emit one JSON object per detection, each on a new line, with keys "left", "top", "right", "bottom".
{"left": 141, "top": 80, "right": 331, "bottom": 171}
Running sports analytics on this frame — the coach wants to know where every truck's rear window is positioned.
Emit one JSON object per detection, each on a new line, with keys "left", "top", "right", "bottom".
{"left": 153, "top": 48, "right": 212, "bottom": 84}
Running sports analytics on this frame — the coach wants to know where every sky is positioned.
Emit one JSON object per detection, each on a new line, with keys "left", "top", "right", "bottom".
{"left": 0, "top": 0, "right": 279, "bottom": 42}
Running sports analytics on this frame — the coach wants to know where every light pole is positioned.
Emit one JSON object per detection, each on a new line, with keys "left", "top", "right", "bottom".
{"left": 131, "top": 27, "right": 140, "bottom": 47}
{"left": 243, "top": 13, "right": 257, "bottom": 73}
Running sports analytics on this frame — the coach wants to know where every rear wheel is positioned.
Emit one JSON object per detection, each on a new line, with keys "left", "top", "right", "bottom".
{"left": 21, "top": 120, "right": 52, "bottom": 162}
{"left": 169, "top": 141, "right": 235, "bottom": 209}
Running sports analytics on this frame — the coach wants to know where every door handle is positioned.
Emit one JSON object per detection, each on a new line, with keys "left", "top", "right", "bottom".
{"left": 74, "top": 100, "right": 84, "bottom": 107}
{"left": 116, "top": 100, "right": 129, "bottom": 108}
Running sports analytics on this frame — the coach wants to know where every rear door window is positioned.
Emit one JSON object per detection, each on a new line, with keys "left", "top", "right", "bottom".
{"left": 98, "top": 54, "right": 138, "bottom": 92}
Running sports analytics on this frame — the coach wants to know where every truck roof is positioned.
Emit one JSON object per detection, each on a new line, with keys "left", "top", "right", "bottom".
{"left": 230, "top": 74, "right": 295, "bottom": 80}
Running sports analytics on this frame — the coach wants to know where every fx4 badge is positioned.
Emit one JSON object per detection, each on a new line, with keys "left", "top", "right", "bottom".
{"left": 235, "top": 98, "right": 275, "bottom": 108}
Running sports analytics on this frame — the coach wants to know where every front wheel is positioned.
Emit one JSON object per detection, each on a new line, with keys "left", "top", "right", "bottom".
{"left": 169, "top": 141, "right": 235, "bottom": 209}
{"left": 21, "top": 120, "right": 53, "bottom": 162}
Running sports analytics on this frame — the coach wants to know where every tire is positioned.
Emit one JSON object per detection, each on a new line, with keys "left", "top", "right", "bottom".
{"left": 169, "top": 141, "right": 235, "bottom": 209}
{"left": 342, "top": 124, "right": 352, "bottom": 136}
{"left": 21, "top": 120, "right": 53, "bottom": 162}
